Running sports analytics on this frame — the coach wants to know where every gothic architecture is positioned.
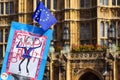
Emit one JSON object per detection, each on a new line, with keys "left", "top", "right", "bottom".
{"left": 44, "top": 51, "right": 120, "bottom": 80}
{"left": 0, "top": 0, "right": 120, "bottom": 80}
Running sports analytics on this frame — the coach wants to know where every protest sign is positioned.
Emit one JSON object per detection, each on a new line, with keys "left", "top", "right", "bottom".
{"left": 0, "top": 21, "right": 53, "bottom": 80}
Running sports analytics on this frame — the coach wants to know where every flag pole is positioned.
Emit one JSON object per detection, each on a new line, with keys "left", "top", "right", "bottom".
{"left": 32, "top": 20, "right": 35, "bottom": 33}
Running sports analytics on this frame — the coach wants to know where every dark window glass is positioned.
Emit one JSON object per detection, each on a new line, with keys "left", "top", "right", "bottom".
{"left": 47, "top": 0, "right": 50, "bottom": 9}
{"left": 80, "top": 40, "right": 85, "bottom": 45}
{"left": 10, "top": 2, "right": 14, "bottom": 14}
{"left": 5, "top": 29, "right": 9, "bottom": 42}
{"left": 53, "top": 26, "right": 57, "bottom": 41}
{"left": 80, "top": 23, "right": 85, "bottom": 40}
{"left": 42, "top": 0, "right": 45, "bottom": 5}
{"left": 94, "top": 0, "right": 97, "bottom": 6}
{"left": 118, "top": 39, "right": 120, "bottom": 46}
{"left": 92, "top": 23, "right": 95, "bottom": 38}
{"left": 6, "top": 2, "right": 9, "bottom": 14}
{"left": 37, "top": 0, "right": 39, "bottom": 5}
{"left": 86, "top": 23, "right": 90, "bottom": 39}
{"left": 100, "top": 22, "right": 104, "bottom": 37}
{"left": 80, "top": 0, "right": 84, "bottom": 7}
{"left": 80, "top": 40, "right": 90, "bottom": 45}
{"left": 118, "top": 22, "right": 120, "bottom": 37}
{"left": 1, "top": 3, "right": 4, "bottom": 14}
{"left": 118, "top": 0, "right": 120, "bottom": 5}
{"left": 86, "top": 0, "right": 90, "bottom": 7}
{"left": 117, "top": 9, "right": 120, "bottom": 17}
{"left": 112, "top": 0, "right": 116, "bottom": 5}
{"left": 92, "top": 0, "right": 96, "bottom": 6}
{"left": 0, "top": 45, "right": 3, "bottom": 58}
{"left": 53, "top": 0, "right": 57, "bottom": 9}
{"left": 85, "top": 40, "right": 90, "bottom": 44}
{"left": 92, "top": 22, "right": 97, "bottom": 38}
{"left": 92, "top": 40, "right": 97, "bottom": 45}
{"left": 0, "top": 30, "right": 3, "bottom": 42}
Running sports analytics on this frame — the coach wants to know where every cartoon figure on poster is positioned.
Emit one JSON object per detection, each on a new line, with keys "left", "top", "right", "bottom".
{"left": 16, "top": 36, "right": 42, "bottom": 75}
{"left": 6, "top": 30, "right": 47, "bottom": 78}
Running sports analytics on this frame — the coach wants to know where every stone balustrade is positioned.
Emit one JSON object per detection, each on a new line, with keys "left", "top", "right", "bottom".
{"left": 49, "top": 51, "right": 120, "bottom": 60}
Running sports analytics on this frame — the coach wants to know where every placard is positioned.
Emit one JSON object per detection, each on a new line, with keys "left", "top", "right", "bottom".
{"left": 0, "top": 21, "right": 53, "bottom": 80}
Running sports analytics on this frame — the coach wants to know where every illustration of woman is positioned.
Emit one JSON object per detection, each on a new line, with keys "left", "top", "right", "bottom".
{"left": 16, "top": 36, "right": 42, "bottom": 75}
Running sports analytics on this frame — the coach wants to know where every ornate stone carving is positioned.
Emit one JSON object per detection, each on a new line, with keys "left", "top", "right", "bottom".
{"left": 44, "top": 51, "right": 120, "bottom": 80}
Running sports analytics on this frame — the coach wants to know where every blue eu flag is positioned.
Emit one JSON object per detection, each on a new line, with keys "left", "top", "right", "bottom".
{"left": 32, "top": 2, "right": 57, "bottom": 31}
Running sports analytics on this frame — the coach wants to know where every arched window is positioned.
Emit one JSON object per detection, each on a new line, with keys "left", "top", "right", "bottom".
{"left": 80, "top": 0, "right": 84, "bottom": 7}
{"left": 100, "top": 22, "right": 104, "bottom": 37}
{"left": 105, "top": 22, "right": 108, "bottom": 37}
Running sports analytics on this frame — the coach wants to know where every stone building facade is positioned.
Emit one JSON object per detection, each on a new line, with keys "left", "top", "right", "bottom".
{"left": 0, "top": 0, "right": 120, "bottom": 80}
{"left": 44, "top": 51, "right": 120, "bottom": 80}
{"left": 1, "top": 0, "right": 120, "bottom": 58}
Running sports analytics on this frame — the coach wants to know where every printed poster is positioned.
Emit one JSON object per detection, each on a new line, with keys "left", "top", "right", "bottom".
{"left": 0, "top": 21, "right": 53, "bottom": 80}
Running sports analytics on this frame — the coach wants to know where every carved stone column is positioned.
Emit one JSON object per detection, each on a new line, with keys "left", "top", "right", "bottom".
{"left": 114, "top": 60, "right": 116, "bottom": 80}
{"left": 50, "top": 60, "right": 53, "bottom": 80}
{"left": 66, "top": 59, "right": 70, "bottom": 80}
{"left": 113, "top": 55, "right": 118, "bottom": 80}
